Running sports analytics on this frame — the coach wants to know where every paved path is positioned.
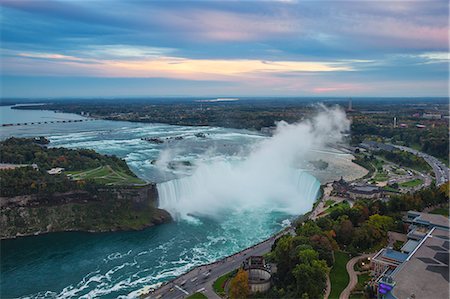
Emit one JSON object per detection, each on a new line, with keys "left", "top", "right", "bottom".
{"left": 339, "top": 253, "right": 373, "bottom": 299}
{"left": 324, "top": 273, "right": 331, "bottom": 299}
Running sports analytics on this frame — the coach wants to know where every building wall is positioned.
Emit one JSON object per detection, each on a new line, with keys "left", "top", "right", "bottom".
{"left": 348, "top": 191, "right": 380, "bottom": 200}
{"left": 250, "top": 281, "right": 271, "bottom": 293}
{"left": 248, "top": 268, "right": 271, "bottom": 293}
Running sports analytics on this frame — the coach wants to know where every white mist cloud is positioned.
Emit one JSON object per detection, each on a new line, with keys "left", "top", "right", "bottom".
{"left": 157, "top": 106, "right": 350, "bottom": 221}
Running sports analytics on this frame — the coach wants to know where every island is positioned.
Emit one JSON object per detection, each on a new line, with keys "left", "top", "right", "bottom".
{"left": 0, "top": 137, "right": 171, "bottom": 239}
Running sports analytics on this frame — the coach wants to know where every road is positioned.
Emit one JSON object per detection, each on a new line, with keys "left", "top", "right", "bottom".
{"left": 144, "top": 231, "right": 286, "bottom": 299}
{"left": 339, "top": 253, "right": 373, "bottom": 299}
{"left": 146, "top": 179, "right": 334, "bottom": 299}
{"left": 390, "top": 144, "right": 449, "bottom": 186}
{"left": 144, "top": 144, "right": 446, "bottom": 299}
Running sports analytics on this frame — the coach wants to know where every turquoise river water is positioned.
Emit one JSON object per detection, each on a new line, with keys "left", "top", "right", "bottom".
{"left": 0, "top": 105, "right": 324, "bottom": 298}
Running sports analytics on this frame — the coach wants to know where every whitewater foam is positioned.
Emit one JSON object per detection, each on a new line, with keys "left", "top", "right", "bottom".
{"left": 157, "top": 106, "right": 348, "bottom": 220}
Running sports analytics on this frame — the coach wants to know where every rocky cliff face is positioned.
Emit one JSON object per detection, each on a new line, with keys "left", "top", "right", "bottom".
{"left": 0, "top": 184, "right": 171, "bottom": 239}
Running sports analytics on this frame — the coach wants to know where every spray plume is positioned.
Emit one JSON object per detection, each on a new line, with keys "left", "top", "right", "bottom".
{"left": 157, "top": 105, "right": 350, "bottom": 221}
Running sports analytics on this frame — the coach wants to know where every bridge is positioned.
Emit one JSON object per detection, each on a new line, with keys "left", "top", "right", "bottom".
{"left": 1, "top": 118, "right": 96, "bottom": 127}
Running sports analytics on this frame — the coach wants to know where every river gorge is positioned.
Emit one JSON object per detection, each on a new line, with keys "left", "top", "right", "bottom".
{"left": 0, "top": 105, "right": 366, "bottom": 298}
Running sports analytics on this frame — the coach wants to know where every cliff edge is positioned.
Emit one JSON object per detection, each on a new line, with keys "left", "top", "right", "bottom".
{"left": 0, "top": 183, "right": 171, "bottom": 239}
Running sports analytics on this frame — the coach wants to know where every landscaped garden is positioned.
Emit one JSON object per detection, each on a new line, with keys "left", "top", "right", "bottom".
{"left": 186, "top": 292, "right": 207, "bottom": 299}
{"left": 399, "top": 178, "right": 423, "bottom": 188}
{"left": 329, "top": 251, "right": 351, "bottom": 299}
{"left": 213, "top": 270, "right": 236, "bottom": 297}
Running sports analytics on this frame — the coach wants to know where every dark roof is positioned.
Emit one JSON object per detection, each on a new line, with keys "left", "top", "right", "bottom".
{"left": 392, "top": 228, "right": 449, "bottom": 299}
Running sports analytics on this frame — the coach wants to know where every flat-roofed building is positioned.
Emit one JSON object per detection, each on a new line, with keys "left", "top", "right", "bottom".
{"left": 348, "top": 185, "right": 383, "bottom": 200}
{"left": 372, "top": 212, "right": 449, "bottom": 299}
{"left": 405, "top": 211, "right": 450, "bottom": 230}
{"left": 372, "top": 248, "right": 409, "bottom": 279}
{"left": 391, "top": 228, "right": 449, "bottom": 299}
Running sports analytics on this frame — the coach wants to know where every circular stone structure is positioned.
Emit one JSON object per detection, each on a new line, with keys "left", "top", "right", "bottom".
{"left": 243, "top": 256, "right": 272, "bottom": 293}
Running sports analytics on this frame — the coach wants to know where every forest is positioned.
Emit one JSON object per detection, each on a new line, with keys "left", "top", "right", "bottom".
{"left": 0, "top": 138, "right": 139, "bottom": 197}
{"left": 263, "top": 182, "right": 449, "bottom": 298}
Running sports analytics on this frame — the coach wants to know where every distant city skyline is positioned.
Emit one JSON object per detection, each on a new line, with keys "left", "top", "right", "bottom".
{"left": 0, "top": 0, "right": 448, "bottom": 98}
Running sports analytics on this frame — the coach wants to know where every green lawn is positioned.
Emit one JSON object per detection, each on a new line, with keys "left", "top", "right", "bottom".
{"left": 356, "top": 273, "right": 370, "bottom": 290}
{"left": 373, "top": 171, "right": 388, "bottom": 182}
{"left": 348, "top": 272, "right": 371, "bottom": 299}
{"left": 399, "top": 179, "right": 423, "bottom": 188}
{"left": 329, "top": 251, "right": 351, "bottom": 299}
{"left": 186, "top": 292, "right": 208, "bottom": 299}
{"left": 325, "top": 199, "right": 334, "bottom": 207}
{"left": 67, "top": 165, "right": 145, "bottom": 185}
{"left": 213, "top": 270, "right": 236, "bottom": 297}
{"left": 393, "top": 168, "right": 406, "bottom": 175}
{"left": 349, "top": 294, "right": 366, "bottom": 299}
{"left": 382, "top": 186, "right": 399, "bottom": 193}
{"left": 430, "top": 205, "right": 449, "bottom": 217}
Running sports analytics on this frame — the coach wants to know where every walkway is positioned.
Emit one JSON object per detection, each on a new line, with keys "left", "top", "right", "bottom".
{"left": 324, "top": 273, "right": 331, "bottom": 299}
{"left": 339, "top": 253, "right": 373, "bottom": 299}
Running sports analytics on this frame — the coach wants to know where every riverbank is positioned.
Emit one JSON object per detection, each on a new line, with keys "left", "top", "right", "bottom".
{"left": 0, "top": 183, "right": 172, "bottom": 240}
{"left": 141, "top": 162, "right": 369, "bottom": 298}
{"left": 1, "top": 105, "right": 368, "bottom": 298}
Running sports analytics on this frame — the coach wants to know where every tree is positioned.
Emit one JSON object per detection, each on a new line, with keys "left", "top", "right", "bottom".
{"left": 229, "top": 268, "right": 249, "bottom": 299}
{"left": 367, "top": 214, "right": 394, "bottom": 232}
{"left": 292, "top": 249, "right": 328, "bottom": 298}
{"left": 310, "top": 234, "right": 334, "bottom": 266}
{"left": 335, "top": 218, "right": 354, "bottom": 246}
{"left": 274, "top": 235, "right": 297, "bottom": 285}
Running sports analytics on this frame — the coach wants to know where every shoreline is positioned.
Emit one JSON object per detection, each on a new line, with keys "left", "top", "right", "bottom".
{"left": 140, "top": 166, "right": 368, "bottom": 298}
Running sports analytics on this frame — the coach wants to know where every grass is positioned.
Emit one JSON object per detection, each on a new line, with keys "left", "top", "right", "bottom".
{"left": 186, "top": 292, "right": 208, "bottom": 299}
{"left": 392, "top": 167, "right": 406, "bottom": 175}
{"left": 213, "top": 270, "right": 236, "bottom": 297}
{"left": 349, "top": 294, "right": 366, "bottom": 299}
{"left": 329, "top": 251, "right": 351, "bottom": 299}
{"left": 348, "top": 272, "right": 371, "bottom": 299}
{"left": 356, "top": 273, "right": 370, "bottom": 290}
{"left": 325, "top": 199, "right": 334, "bottom": 207}
{"left": 382, "top": 186, "right": 399, "bottom": 193}
{"left": 399, "top": 179, "right": 423, "bottom": 188}
{"left": 67, "top": 165, "right": 145, "bottom": 186}
{"left": 430, "top": 205, "right": 449, "bottom": 217}
{"left": 373, "top": 171, "right": 388, "bottom": 182}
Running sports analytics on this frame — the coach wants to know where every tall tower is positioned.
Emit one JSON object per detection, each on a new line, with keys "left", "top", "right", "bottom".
{"left": 348, "top": 98, "right": 352, "bottom": 111}
{"left": 394, "top": 117, "right": 397, "bottom": 128}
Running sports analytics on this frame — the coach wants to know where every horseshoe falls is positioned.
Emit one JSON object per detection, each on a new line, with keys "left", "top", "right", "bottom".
{"left": 157, "top": 166, "right": 320, "bottom": 221}
{"left": 0, "top": 106, "right": 349, "bottom": 299}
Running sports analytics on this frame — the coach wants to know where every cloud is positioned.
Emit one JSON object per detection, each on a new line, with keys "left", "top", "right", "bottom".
{"left": 312, "top": 85, "right": 364, "bottom": 93}
{"left": 3, "top": 50, "right": 356, "bottom": 81}
{"left": 416, "top": 52, "right": 450, "bottom": 64}
{"left": 0, "top": 0, "right": 448, "bottom": 97}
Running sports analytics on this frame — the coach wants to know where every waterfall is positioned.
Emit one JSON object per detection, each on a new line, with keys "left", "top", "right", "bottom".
{"left": 156, "top": 106, "right": 348, "bottom": 221}
{"left": 157, "top": 162, "right": 320, "bottom": 221}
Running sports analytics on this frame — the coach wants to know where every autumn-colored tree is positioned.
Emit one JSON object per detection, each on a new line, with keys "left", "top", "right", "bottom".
{"left": 229, "top": 268, "right": 249, "bottom": 299}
